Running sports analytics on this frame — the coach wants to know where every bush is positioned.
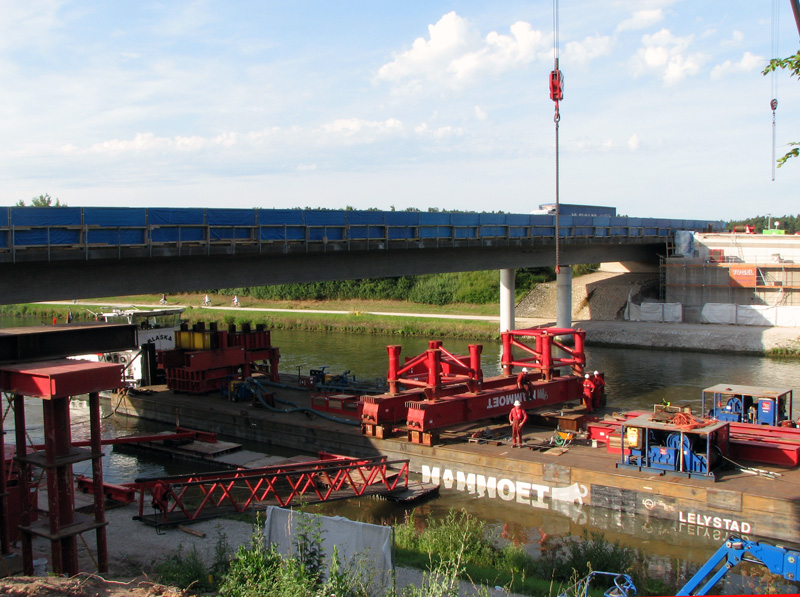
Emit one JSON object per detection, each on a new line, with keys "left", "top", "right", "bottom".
{"left": 408, "top": 275, "right": 455, "bottom": 305}
{"left": 155, "top": 544, "right": 212, "bottom": 593}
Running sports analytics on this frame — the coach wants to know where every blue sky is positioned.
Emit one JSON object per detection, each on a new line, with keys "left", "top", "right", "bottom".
{"left": 1, "top": 1, "right": 798, "bottom": 220}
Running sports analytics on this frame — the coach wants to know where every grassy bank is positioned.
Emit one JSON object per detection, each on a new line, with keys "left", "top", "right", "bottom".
{"left": 6, "top": 295, "right": 504, "bottom": 341}
{"left": 154, "top": 510, "right": 680, "bottom": 596}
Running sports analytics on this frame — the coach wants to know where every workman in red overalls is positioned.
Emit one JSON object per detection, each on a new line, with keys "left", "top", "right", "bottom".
{"left": 582, "top": 374, "right": 595, "bottom": 413}
{"left": 509, "top": 400, "right": 527, "bottom": 447}
{"left": 591, "top": 371, "right": 605, "bottom": 409}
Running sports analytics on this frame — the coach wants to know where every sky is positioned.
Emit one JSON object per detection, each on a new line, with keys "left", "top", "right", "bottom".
{"left": 1, "top": 1, "right": 799, "bottom": 221}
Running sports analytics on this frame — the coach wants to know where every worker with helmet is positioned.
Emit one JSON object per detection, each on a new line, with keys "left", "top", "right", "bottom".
{"left": 509, "top": 399, "right": 528, "bottom": 448}
{"left": 582, "top": 373, "right": 596, "bottom": 413}
{"left": 591, "top": 370, "right": 605, "bottom": 409}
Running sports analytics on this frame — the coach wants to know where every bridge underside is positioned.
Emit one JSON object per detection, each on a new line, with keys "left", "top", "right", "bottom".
{"left": 1, "top": 240, "right": 664, "bottom": 304}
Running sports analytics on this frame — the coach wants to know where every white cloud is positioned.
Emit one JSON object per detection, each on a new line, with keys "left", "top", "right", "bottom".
{"left": 616, "top": 9, "right": 664, "bottom": 33}
{"left": 414, "top": 124, "right": 464, "bottom": 140}
{"left": 628, "top": 134, "right": 640, "bottom": 151}
{"left": 630, "top": 29, "right": 709, "bottom": 85}
{"left": 474, "top": 106, "right": 488, "bottom": 120}
{"left": 374, "top": 12, "right": 548, "bottom": 92}
{"left": 722, "top": 30, "right": 744, "bottom": 46}
{"left": 710, "top": 51, "right": 765, "bottom": 79}
{"left": 56, "top": 119, "right": 408, "bottom": 159}
{"left": 564, "top": 35, "right": 613, "bottom": 66}
{"left": 0, "top": 0, "right": 65, "bottom": 52}
{"left": 319, "top": 118, "right": 404, "bottom": 141}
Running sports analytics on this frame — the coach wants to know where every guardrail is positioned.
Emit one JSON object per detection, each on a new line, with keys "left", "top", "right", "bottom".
{"left": 0, "top": 207, "right": 722, "bottom": 262}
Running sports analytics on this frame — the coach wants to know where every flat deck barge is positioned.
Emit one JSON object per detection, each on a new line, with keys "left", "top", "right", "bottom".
{"left": 110, "top": 380, "right": 800, "bottom": 545}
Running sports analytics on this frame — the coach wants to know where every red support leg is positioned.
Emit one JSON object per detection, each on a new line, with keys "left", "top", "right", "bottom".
{"left": 89, "top": 393, "right": 108, "bottom": 572}
{"left": 13, "top": 393, "right": 33, "bottom": 575}
{"left": 0, "top": 393, "right": 8, "bottom": 555}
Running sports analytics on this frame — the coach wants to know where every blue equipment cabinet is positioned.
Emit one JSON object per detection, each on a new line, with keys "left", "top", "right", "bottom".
{"left": 617, "top": 413, "right": 729, "bottom": 481}
{"left": 702, "top": 384, "right": 793, "bottom": 426}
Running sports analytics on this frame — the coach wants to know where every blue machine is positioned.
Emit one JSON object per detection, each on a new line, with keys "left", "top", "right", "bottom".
{"left": 702, "top": 384, "right": 793, "bottom": 427}
{"left": 618, "top": 413, "right": 728, "bottom": 480}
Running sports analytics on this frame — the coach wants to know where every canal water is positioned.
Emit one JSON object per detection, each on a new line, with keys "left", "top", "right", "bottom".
{"left": 4, "top": 319, "right": 800, "bottom": 573}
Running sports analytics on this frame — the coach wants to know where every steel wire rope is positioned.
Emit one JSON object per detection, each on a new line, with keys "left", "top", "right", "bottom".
{"left": 771, "top": 0, "right": 780, "bottom": 180}
{"left": 552, "top": 0, "right": 562, "bottom": 273}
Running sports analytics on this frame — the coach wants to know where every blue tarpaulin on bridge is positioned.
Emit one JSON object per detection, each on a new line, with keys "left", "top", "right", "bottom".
{"left": 84, "top": 207, "right": 147, "bottom": 226}
{"left": 10, "top": 207, "right": 81, "bottom": 226}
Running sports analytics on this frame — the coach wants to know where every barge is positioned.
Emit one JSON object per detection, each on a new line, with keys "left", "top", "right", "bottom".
{"left": 111, "top": 378, "right": 800, "bottom": 546}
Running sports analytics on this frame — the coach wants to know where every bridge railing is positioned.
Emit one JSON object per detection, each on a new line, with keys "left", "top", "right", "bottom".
{"left": 0, "top": 207, "right": 720, "bottom": 261}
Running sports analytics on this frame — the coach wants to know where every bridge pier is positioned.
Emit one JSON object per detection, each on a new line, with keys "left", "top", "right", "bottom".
{"left": 556, "top": 266, "right": 573, "bottom": 329}
{"left": 499, "top": 269, "right": 515, "bottom": 332}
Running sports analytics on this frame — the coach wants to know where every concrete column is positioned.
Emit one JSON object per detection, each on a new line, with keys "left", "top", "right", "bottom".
{"left": 556, "top": 266, "right": 572, "bottom": 329}
{"left": 499, "top": 268, "right": 515, "bottom": 332}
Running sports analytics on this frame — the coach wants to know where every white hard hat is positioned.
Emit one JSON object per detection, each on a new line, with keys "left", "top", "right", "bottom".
{"left": 594, "top": 371, "right": 599, "bottom": 375}
{"left": 514, "top": 400, "right": 521, "bottom": 407}
{"left": 585, "top": 373, "right": 590, "bottom": 378}
{"left": 522, "top": 367, "right": 528, "bottom": 373}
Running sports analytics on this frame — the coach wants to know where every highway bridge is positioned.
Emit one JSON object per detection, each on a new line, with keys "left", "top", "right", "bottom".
{"left": 0, "top": 206, "right": 721, "bottom": 329}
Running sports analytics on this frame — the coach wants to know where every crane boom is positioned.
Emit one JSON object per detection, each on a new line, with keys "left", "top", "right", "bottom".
{"left": 676, "top": 536, "right": 800, "bottom": 596}
{"left": 792, "top": 0, "right": 800, "bottom": 39}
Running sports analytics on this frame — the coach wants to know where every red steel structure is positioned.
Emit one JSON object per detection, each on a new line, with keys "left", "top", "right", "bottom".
{"left": 159, "top": 323, "right": 280, "bottom": 393}
{"left": 134, "top": 454, "right": 409, "bottom": 528}
{"left": 362, "top": 328, "right": 589, "bottom": 444}
{"left": 0, "top": 359, "right": 123, "bottom": 576}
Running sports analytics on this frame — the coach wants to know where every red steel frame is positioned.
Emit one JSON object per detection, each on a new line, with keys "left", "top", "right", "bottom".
{"left": 501, "top": 327, "right": 585, "bottom": 380}
{"left": 0, "top": 359, "right": 123, "bottom": 576}
{"left": 135, "top": 454, "right": 409, "bottom": 527}
{"left": 363, "top": 328, "right": 588, "bottom": 443}
{"left": 406, "top": 374, "right": 583, "bottom": 444}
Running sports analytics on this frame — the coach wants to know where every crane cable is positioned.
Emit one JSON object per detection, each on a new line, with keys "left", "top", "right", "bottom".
{"left": 771, "top": 0, "right": 780, "bottom": 181}
{"left": 550, "top": 0, "right": 564, "bottom": 273}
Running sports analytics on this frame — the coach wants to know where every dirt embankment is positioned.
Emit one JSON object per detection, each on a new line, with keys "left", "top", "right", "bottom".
{"left": 516, "top": 270, "right": 659, "bottom": 321}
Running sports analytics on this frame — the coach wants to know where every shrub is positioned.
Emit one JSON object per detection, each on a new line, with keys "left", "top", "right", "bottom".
{"left": 155, "top": 544, "right": 212, "bottom": 593}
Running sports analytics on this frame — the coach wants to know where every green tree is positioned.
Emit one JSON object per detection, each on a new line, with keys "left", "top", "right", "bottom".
{"left": 16, "top": 193, "right": 64, "bottom": 207}
{"left": 764, "top": 51, "right": 800, "bottom": 168}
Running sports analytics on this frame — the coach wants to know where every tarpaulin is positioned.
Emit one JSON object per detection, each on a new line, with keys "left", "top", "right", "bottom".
{"left": 148, "top": 208, "right": 204, "bottom": 225}
{"left": 625, "top": 302, "right": 682, "bottom": 322}
{"left": 701, "top": 303, "right": 800, "bottom": 327}
{"left": 674, "top": 231, "right": 694, "bottom": 257}
{"left": 206, "top": 209, "right": 256, "bottom": 226}
{"left": 11, "top": 207, "right": 81, "bottom": 226}
{"left": 257, "top": 209, "right": 304, "bottom": 226}
{"left": 84, "top": 207, "right": 147, "bottom": 226}
{"left": 264, "top": 506, "right": 393, "bottom": 591}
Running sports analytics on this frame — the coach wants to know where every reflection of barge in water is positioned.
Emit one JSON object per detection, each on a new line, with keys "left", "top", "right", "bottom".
{"left": 108, "top": 324, "right": 800, "bottom": 545}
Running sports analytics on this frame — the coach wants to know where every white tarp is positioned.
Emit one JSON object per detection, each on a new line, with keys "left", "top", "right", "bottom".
{"left": 673, "top": 230, "right": 694, "bottom": 257}
{"left": 701, "top": 303, "right": 800, "bottom": 327}
{"left": 625, "top": 302, "right": 683, "bottom": 323}
{"left": 263, "top": 506, "right": 393, "bottom": 590}
{"left": 700, "top": 303, "right": 737, "bottom": 325}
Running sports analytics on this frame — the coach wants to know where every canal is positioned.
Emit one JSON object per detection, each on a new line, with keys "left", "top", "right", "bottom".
{"left": 5, "top": 321, "right": 800, "bottom": 574}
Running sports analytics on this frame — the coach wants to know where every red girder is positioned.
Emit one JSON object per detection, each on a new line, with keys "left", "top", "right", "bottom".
{"left": 387, "top": 341, "right": 482, "bottom": 395}
{"left": 406, "top": 374, "right": 582, "bottom": 439}
{"left": 501, "top": 328, "right": 585, "bottom": 380}
{"left": 362, "top": 328, "right": 588, "bottom": 438}
{"left": 135, "top": 455, "right": 409, "bottom": 526}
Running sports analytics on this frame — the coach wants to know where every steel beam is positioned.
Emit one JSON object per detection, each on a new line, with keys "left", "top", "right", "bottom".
{"left": 0, "top": 359, "right": 123, "bottom": 399}
{"left": 0, "top": 324, "right": 137, "bottom": 364}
